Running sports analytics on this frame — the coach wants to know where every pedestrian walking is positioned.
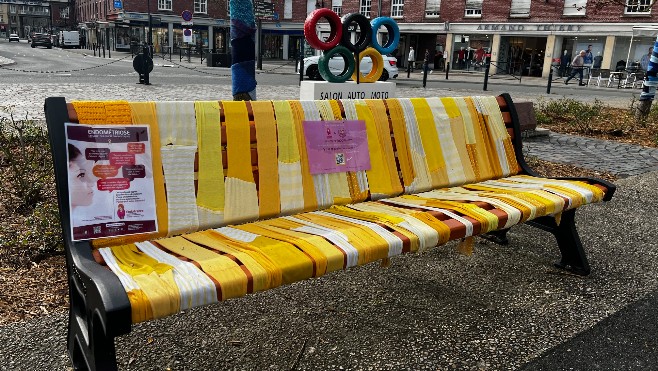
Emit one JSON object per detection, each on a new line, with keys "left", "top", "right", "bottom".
{"left": 565, "top": 50, "right": 587, "bottom": 86}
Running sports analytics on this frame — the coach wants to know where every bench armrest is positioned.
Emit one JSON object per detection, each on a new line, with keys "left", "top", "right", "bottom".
{"left": 67, "top": 240, "right": 132, "bottom": 338}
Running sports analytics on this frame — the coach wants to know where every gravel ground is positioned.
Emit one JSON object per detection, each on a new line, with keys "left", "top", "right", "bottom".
{"left": 0, "top": 171, "right": 655, "bottom": 370}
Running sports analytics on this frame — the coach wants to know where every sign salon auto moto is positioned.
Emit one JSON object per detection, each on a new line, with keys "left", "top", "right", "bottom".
{"left": 476, "top": 24, "right": 583, "bottom": 32}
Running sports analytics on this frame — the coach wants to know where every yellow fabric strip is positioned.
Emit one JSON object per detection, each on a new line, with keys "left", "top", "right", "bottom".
{"left": 260, "top": 218, "right": 346, "bottom": 273}
{"left": 289, "top": 100, "right": 318, "bottom": 211}
{"left": 410, "top": 98, "right": 449, "bottom": 188}
{"left": 194, "top": 101, "right": 225, "bottom": 213}
{"left": 228, "top": 225, "right": 315, "bottom": 284}
{"left": 157, "top": 236, "right": 248, "bottom": 300}
{"left": 385, "top": 99, "right": 415, "bottom": 188}
{"left": 186, "top": 230, "right": 279, "bottom": 292}
{"left": 365, "top": 100, "right": 403, "bottom": 197}
{"left": 109, "top": 244, "right": 181, "bottom": 319}
{"left": 223, "top": 101, "right": 259, "bottom": 223}
{"left": 356, "top": 102, "right": 395, "bottom": 199}
{"left": 249, "top": 221, "right": 330, "bottom": 277}
{"left": 72, "top": 100, "right": 132, "bottom": 125}
{"left": 251, "top": 101, "right": 281, "bottom": 218}
{"left": 441, "top": 97, "right": 477, "bottom": 184}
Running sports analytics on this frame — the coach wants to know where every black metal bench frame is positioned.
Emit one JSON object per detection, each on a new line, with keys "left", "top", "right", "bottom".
{"left": 44, "top": 93, "right": 616, "bottom": 371}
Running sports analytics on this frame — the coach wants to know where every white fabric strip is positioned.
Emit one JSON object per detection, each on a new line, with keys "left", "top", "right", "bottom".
{"left": 341, "top": 100, "right": 370, "bottom": 193}
{"left": 155, "top": 101, "right": 198, "bottom": 146}
{"left": 160, "top": 146, "right": 200, "bottom": 236}
{"left": 136, "top": 241, "right": 218, "bottom": 310}
{"left": 214, "top": 226, "right": 259, "bottom": 243}
{"left": 278, "top": 161, "right": 305, "bottom": 214}
{"left": 399, "top": 98, "right": 432, "bottom": 193}
{"left": 474, "top": 96, "right": 511, "bottom": 176}
{"left": 347, "top": 203, "right": 440, "bottom": 252}
{"left": 313, "top": 210, "right": 403, "bottom": 257}
{"left": 98, "top": 247, "right": 140, "bottom": 292}
{"left": 301, "top": 100, "right": 332, "bottom": 207}
{"left": 223, "top": 177, "right": 260, "bottom": 224}
{"left": 383, "top": 198, "right": 475, "bottom": 237}
{"left": 293, "top": 225, "right": 358, "bottom": 268}
{"left": 426, "top": 97, "right": 467, "bottom": 186}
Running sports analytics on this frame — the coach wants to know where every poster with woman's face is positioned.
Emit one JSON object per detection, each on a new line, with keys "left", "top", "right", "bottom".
{"left": 65, "top": 124, "right": 158, "bottom": 241}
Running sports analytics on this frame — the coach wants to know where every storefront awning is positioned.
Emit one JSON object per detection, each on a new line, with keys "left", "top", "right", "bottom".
{"left": 632, "top": 26, "right": 658, "bottom": 38}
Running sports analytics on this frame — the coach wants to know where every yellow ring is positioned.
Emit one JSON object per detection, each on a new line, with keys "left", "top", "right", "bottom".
{"left": 351, "top": 47, "right": 384, "bottom": 83}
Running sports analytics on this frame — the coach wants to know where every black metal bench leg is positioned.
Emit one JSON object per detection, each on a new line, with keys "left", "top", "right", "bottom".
{"left": 551, "top": 209, "right": 590, "bottom": 276}
{"left": 481, "top": 228, "right": 510, "bottom": 245}
{"left": 68, "top": 276, "right": 119, "bottom": 371}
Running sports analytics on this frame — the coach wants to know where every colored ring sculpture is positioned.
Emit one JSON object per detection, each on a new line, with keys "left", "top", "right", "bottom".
{"left": 340, "top": 13, "right": 373, "bottom": 53}
{"left": 304, "top": 9, "right": 343, "bottom": 50}
{"left": 319, "top": 45, "right": 356, "bottom": 83}
{"left": 370, "top": 17, "right": 400, "bottom": 55}
{"left": 352, "top": 47, "right": 384, "bottom": 82}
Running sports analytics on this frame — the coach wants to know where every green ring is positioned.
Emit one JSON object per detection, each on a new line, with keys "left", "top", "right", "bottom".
{"left": 318, "top": 46, "right": 355, "bottom": 83}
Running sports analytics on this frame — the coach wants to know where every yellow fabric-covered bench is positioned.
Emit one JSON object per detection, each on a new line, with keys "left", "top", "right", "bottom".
{"left": 44, "top": 94, "right": 614, "bottom": 371}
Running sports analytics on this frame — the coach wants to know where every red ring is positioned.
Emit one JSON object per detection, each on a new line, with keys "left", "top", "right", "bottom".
{"left": 304, "top": 9, "right": 343, "bottom": 51}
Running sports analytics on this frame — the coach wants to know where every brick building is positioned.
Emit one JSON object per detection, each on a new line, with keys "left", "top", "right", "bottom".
{"left": 68, "top": 0, "right": 658, "bottom": 76}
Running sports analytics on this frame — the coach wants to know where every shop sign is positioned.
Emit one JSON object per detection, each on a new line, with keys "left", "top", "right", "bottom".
{"left": 476, "top": 24, "right": 583, "bottom": 32}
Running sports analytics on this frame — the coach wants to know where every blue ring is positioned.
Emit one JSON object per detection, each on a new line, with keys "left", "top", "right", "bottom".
{"left": 370, "top": 17, "right": 400, "bottom": 55}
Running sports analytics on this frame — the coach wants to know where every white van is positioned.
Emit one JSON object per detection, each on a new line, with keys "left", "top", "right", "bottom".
{"left": 59, "top": 31, "right": 80, "bottom": 48}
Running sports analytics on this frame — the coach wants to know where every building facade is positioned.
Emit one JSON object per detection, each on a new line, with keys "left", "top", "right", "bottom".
{"left": 65, "top": 0, "right": 658, "bottom": 73}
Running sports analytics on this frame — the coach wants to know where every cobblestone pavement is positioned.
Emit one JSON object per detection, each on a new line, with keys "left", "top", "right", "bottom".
{"left": 524, "top": 132, "right": 658, "bottom": 177}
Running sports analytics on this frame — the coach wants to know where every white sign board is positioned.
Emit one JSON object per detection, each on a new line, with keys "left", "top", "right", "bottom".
{"left": 300, "top": 81, "right": 397, "bottom": 100}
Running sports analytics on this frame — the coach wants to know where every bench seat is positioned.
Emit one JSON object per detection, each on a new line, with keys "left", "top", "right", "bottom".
{"left": 44, "top": 94, "right": 614, "bottom": 370}
{"left": 94, "top": 174, "right": 604, "bottom": 324}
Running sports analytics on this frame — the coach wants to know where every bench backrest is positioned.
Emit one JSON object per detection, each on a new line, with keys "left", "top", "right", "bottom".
{"left": 47, "top": 96, "right": 523, "bottom": 248}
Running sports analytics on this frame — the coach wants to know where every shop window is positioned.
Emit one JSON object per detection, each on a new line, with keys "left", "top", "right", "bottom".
{"left": 391, "top": 0, "right": 404, "bottom": 17}
{"left": 284, "top": 0, "right": 292, "bottom": 18}
{"left": 158, "top": 0, "right": 172, "bottom": 11}
{"left": 194, "top": 0, "right": 207, "bottom": 14}
{"left": 563, "top": 0, "right": 586, "bottom": 16}
{"left": 625, "top": 0, "right": 651, "bottom": 14}
{"left": 360, "top": 0, "right": 371, "bottom": 17}
{"left": 510, "top": 0, "right": 530, "bottom": 17}
{"left": 464, "top": 0, "right": 482, "bottom": 18}
{"left": 425, "top": 0, "right": 440, "bottom": 17}
{"left": 332, "top": 0, "right": 342, "bottom": 16}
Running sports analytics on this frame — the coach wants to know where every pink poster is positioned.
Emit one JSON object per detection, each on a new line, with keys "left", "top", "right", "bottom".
{"left": 303, "top": 120, "right": 371, "bottom": 174}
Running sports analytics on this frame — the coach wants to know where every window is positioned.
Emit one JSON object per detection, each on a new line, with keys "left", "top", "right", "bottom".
{"left": 360, "top": 0, "right": 371, "bottom": 17}
{"left": 625, "top": 0, "right": 651, "bottom": 14}
{"left": 158, "top": 0, "right": 172, "bottom": 11}
{"left": 195, "top": 0, "right": 207, "bottom": 13}
{"left": 284, "top": 0, "right": 292, "bottom": 18}
{"left": 391, "top": 0, "right": 404, "bottom": 17}
{"left": 332, "top": 0, "right": 342, "bottom": 16}
{"left": 510, "top": 0, "right": 530, "bottom": 17}
{"left": 563, "top": 0, "right": 586, "bottom": 16}
{"left": 307, "top": 0, "right": 315, "bottom": 14}
{"left": 425, "top": 0, "right": 440, "bottom": 17}
{"left": 464, "top": 0, "right": 482, "bottom": 17}
{"left": 0, "top": 15, "right": 3, "bottom": 23}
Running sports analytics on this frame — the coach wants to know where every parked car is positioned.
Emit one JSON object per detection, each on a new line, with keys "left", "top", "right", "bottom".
{"left": 8, "top": 34, "right": 20, "bottom": 42}
{"left": 31, "top": 34, "right": 53, "bottom": 49}
{"left": 300, "top": 53, "right": 399, "bottom": 81}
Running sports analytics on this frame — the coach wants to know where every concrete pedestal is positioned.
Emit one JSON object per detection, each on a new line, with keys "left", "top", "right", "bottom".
{"left": 300, "top": 81, "right": 397, "bottom": 100}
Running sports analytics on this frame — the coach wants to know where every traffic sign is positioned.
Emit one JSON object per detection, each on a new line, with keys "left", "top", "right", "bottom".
{"left": 181, "top": 10, "right": 193, "bottom": 22}
{"left": 114, "top": 0, "right": 123, "bottom": 9}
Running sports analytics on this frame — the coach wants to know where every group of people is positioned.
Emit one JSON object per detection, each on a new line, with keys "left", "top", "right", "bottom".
{"left": 565, "top": 44, "right": 654, "bottom": 86}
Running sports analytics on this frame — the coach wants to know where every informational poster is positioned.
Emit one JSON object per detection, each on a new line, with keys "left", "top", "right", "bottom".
{"left": 65, "top": 124, "right": 158, "bottom": 241}
{"left": 303, "top": 120, "right": 371, "bottom": 174}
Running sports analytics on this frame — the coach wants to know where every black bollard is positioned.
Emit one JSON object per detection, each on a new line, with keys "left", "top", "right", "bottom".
{"left": 299, "top": 54, "right": 304, "bottom": 86}
{"left": 93, "top": 43, "right": 96, "bottom": 57}
{"left": 422, "top": 63, "right": 428, "bottom": 88}
{"left": 483, "top": 62, "right": 490, "bottom": 91}
{"left": 187, "top": 46, "right": 192, "bottom": 63}
{"left": 407, "top": 62, "right": 411, "bottom": 78}
{"left": 547, "top": 67, "right": 553, "bottom": 94}
{"left": 142, "top": 45, "right": 151, "bottom": 85}
{"left": 445, "top": 61, "right": 450, "bottom": 80}
{"left": 355, "top": 51, "right": 360, "bottom": 84}
{"left": 102, "top": 42, "right": 105, "bottom": 58}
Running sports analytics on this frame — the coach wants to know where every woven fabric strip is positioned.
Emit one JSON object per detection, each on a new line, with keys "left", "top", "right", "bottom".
{"left": 156, "top": 101, "right": 197, "bottom": 146}
{"left": 195, "top": 101, "right": 225, "bottom": 229}
{"left": 273, "top": 101, "right": 305, "bottom": 214}
{"left": 160, "top": 146, "right": 200, "bottom": 236}
{"left": 252, "top": 101, "right": 281, "bottom": 218}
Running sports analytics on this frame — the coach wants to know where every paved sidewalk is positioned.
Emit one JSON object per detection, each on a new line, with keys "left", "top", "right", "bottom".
{"left": 0, "top": 55, "right": 14, "bottom": 66}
